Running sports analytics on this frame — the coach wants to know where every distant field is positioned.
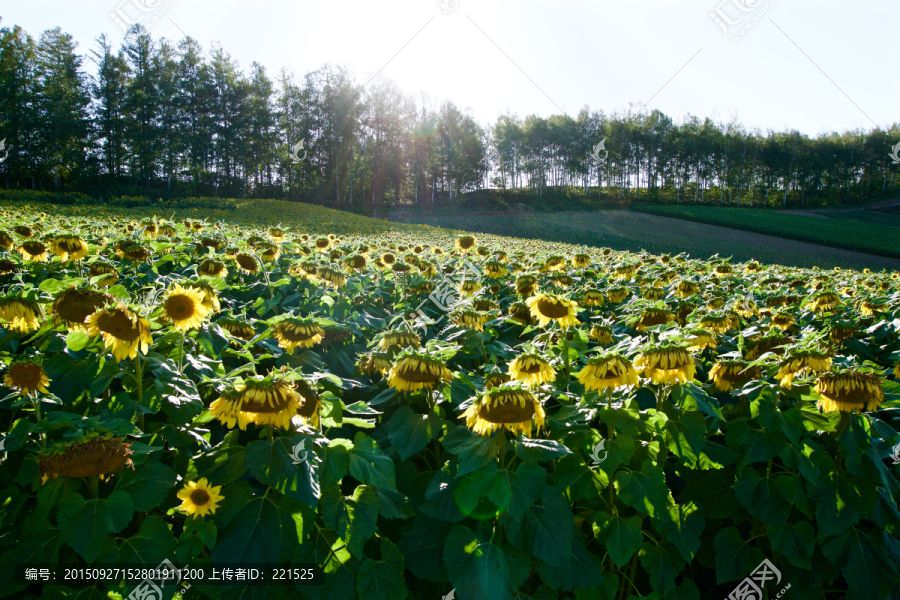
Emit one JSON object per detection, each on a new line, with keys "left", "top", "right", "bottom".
{"left": 810, "top": 208, "right": 900, "bottom": 227}
{"left": 631, "top": 205, "right": 900, "bottom": 259}
{"left": 390, "top": 210, "right": 900, "bottom": 271}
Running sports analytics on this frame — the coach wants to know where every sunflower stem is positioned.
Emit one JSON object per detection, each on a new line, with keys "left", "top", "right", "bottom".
{"left": 178, "top": 330, "right": 185, "bottom": 374}
{"left": 266, "top": 425, "right": 274, "bottom": 442}
{"left": 134, "top": 355, "right": 144, "bottom": 431}
{"left": 87, "top": 475, "right": 99, "bottom": 499}
{"left": 562, "top": 326, "right": 571, "bottom": 382}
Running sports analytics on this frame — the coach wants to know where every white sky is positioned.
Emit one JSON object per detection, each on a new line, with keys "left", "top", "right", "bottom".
{"left": 3, "top": 0, "right": 897, "bottom": 136}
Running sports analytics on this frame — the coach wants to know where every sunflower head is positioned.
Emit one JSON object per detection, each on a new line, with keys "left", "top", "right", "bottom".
{"left": 634, "top": 342, "right": 696, "bottom": 385}
{"left": 51, "top": 288, "right": 111, "bottom": 330}
{"left": 271, "top": 317, "right": 325, "bottom": 353}
{"left": 589, "top": 325, "right": 614, "bottom": 345}
{"left": 776, "top": 349, "right": 833, "bottom": 387}
{"left": 576, "top": 352, "right": 639, "bottom": 391}
{"left": 508, "top": 352, "right": 557, "bottom": 386}
{"left": 85, "top": 304, "right": 152, "bottom": 362}
{"left": 51, "top": 236, "right": 89, "bottom": 262}
{"left": 709, "top": 360, "right": 760, "bottom": 392}
{"left": 176, "top": 478, "right": 224, "bottom": 518}
{"left": 0, "top": 295, "right": 43, "bottom": 333}
{"left": 357, "top": 351, "right": 394, "bottom": 376}
{"left": 38, "top": 434, "right": 133, "bottom": 482}
{"left": 163, "top": 283, "right": 210, "bottom": 331}
{"left": 581, "top": 289, "right": 605, "bottom": 308}
{"left": 507, "top": 302, "right": 534, "bottom": 326}
{"left": 217, "top": 317, "right": 257, "bottom": 342}
{"left": 633, "top": 308, "right": 674, "bottom": 332}
{"left": 461, "top": 382, "right": 546, "bottom": 437}
{"left": 4, "top": 358, "right": 51, "bottom": 396}
{"left": 210, "top": 373, "right": 302, "bottom": 431}
{"left": 18, "top": 241, "right": 49, "bottom": 262}
{"left": 606, "top": 287, "right": 631, "bottom": 304}
{"left": 525, "top": 293, "right": 579, "bottom": 328}
{"left": 452, "top": 308, "right": 489, "bottom": 332}
{"left": 815, "top": 369, "right": 884, "bottom": 413}
{"left": 378, "top": 329, "right": 421, "bottom": 351}
{"left": 234, "top": 253, "right": 260, "bottom": 274}
{"left": 456, "top": 236, "right": 476, "bottom": 252}
{"left": 199, "top": 259, "right": 228, "bottom": 277}
{"left": 387, "top": 349, "right": 453, "bottom": 393}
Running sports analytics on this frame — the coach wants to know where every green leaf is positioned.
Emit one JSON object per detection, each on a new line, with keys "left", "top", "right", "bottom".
{"left": 512, "top": 437, "right": 573, "bottom": 462}
{"left": 441, "top": 425, "right": 505, "bottom": 476}
{"left": 442, "top": 525, "right": 515, "bottom": 600}
{"left": 679, "top": 468, "right": 736, "bottom": 519}
{"left": 58, "top": 491, "right": 135, "bottom": 563}
{"left": 114, "top": 460, "right": 177, "bottom": 512}
{"left": 534, "top": 534, "right": 604, "bottom": 591}
{"left": 652, "top": 501, "right": 705, "bottom": 562}
{"left": 733, "top": 470, "right": 798, "bottom": 528}
{"left": 356, "top": 538, "right": 408, "bottom": 600}
{"left": 398, "top": 514, "right": 451, "bottom": 581}
{"left": 498, "top": 462, "right": 546, "bottom": 520}
{"left": 34, "top": 476, "right": 78, "bottom": 525}
{"left": 244, "top": 437, "right": 320, "bottom": 508}
{"left": 809, "top": 471, "right": 876, "bottom": 537}
{"left": 638, "top": 541, "right": 685, "bottom": 595}
{"left": 507, "top": 487, "right": 574, "bottom": 568}
{"left": 349, "top": 432, "right": 397, "bottom": 491}
{"left": 191, "top": 429, "right": 247, "bottom": 486}
{"left": 387, "top": 405, "right": 440, "bottom": 461}
{"left": 320, "top": 484, "right": 380, "bottom": 558}
{"left": 614, "top": 460, "right": 668, "bottom": 518}
{"left": 663, "top": 412, "right": 707, "bottom": 467}
{"left": 767, "top": 520, "right": 815, "bottom": 570}
{"left": 114, "top": 515, "right": 176, "bottom": 565}
{"left": 211, "top": 493, "right": 282, "bottom": 564}
{"left": 592, "top": 513, "right": 642, "bottom": 568}
{"left": 821, "top": 527, "right": 898, "bottom": 599}
{"left": 713, "top": 526, "right": 764, "bottom": 585}
{"left": 65, "top": 330, "right": 90, "bottom": 351}
{"left": 320, "top": 439, "right": 351, "bottom": 489}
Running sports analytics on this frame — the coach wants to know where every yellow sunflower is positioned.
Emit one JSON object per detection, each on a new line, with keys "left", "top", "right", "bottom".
{"left": 387, "top": 350, "right": 453, "bottom": 393}
{"left": 3, "top": 359, "right": 51, "bottom": 396}
{"left": 271, "top": 318, "right": 325, "bottom": 353}
{"left": 815, "top": 370, "right": 884, "bottom": 413}
{"left": 708, "top": 360, "right": 760, "bottom": 392}
{"left": 378, "top": 330, "right": 421, "bottom": 351}
{"left": 508, "top": 352, "right": 557, "bottom": 386}
{"left": 634, "top": 343, "right": 696, "bottom": 385}
{"left": 51, "top": 288, "right": 111, "bottom": 330}
{"left": 163, "top": 284, "right": 210, "bottom": 331}
{"left": 576, "top": 353, "right": 638, "bottom": 391}
{"left": 17, "top": 241, "right": 49, "bottom": 262}
{"left": 525, "top": 293, "right": 579, "bottom": 328}
{"left": 51, "top": 236, "right": 89, "bottom": 262}
{"left": 176, "top": 478, "right": 224, "bottom": 517}
{"left": 456, "top": 235, "right": 476, "bottom": 252}
{"left": 634, "top": 308, "right": 675, "bottom": 332}
{"left": 589, "top": 325, "right": 614, "bottom": 345}
{"left": 461, "top": 383, "right": 546, "bottom": 436}
{"left": 209, "top": 374, "right": 302, "bottom": 430}
{"left": 198, "top": 259, "right": 228, "bottom": 277}
{"left": 85, "top": 305, "right": 152, "bottom": 362}
{"left": 776, "top": 349, "right": 832, "bottom": 388}
{"left": 0, "top": 296, "right": 43, "bottom": 333}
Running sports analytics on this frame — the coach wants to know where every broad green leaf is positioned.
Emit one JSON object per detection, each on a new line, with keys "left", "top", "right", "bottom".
{"left": 663, "top": 412, "right": 707, "bottom": 467}
{"left": 211, "top": 493, "right": 282, "bottom": 564}
{"left": 244, "top": 437, "right": 320, "bottom": 508}
{"left": 113, "top": 515, "right": 176, "bottom": 565}
{"left": 58, "top": 491, "right": 135, "bottom": 563}
{"left": 821, "top": 527, "right": 898, "bottom": 599}
{"left": 442, "top": 525, "right": 515, "bottom": 600}
{"left": 592, "top": 513, "right": 642, "bottom": 568}
{"left": 114, "top": 460, "right": 177, "bottom": 512}
{"left": 387, "top": 405, "right": 440, "bottom": 461}
{"left": 65, "top": 330, "right": 90, "bottom": 351}
{"left": 767, "top": 520, "right": 815, "bottom": 570}
{"left": 713, "top": 526, "right": 765, "bottom": 585}
{"left": 441, "top": 425, "right": 504, "bottom": 476}
{"left": 397, "top": 514, "right": 451, "bottom": 581}
{"left": 614, "top": 460, "right": 668, "bottom": 518}
{"left": 638, "top": 541, "right": 685, "bottom": 595}
{"left": 533, "top": 533, "right": 604, "bottom": 591}
{"left": 512, "top": 437, "right": 573, "bottom": 462}
{"left": 191, "top": 429, "right": 247, "bottom": 486}
{"left": 651, "top": 501, "right": 705, "bottom": 562}
{"left": 320, "top": 484, "right": 379, "bottom": 558}
{"left": 507, "top": 487, "right": 573, "bottom": 568}
{"left": 809, "top": 471, "right": 876, "bottom": 537}
{"left": 349, "top": 432, "right": 397, "bottom": 491}
{"left": 733, "top": 470, "right": 798, "bottom": 527}
{"left": 356, "top": 538, "right": 408, "bottom": 600}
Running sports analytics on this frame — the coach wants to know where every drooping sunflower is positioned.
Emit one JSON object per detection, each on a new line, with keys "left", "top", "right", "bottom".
{"left": 770, "top": 312, "right": 796, "bottom": 331}
{"left": 483, "top": 261, "right": 508, "bottom": 278}
{"left": 38, "top": 434, "right": 133, "bottom": 484}
{"left": 634, "top": 343, "right": 696, "bottom": 385}
{"left": 88, "top": 262, "right": 118, "bottom": 287}
{"left": 455, "top": 235, "right": 476, "bottom": 252}
{"left": 294, "top": 378, "right": 322, "bottom": 428}
{"left": 698, "top": 312, "right": 733, "bottom": 335}
{"left": 508, "top": 352, "right": 557, "bottom": 387}
{"left": 234, "top": 253, "right": 260, "bottom": 275}
{"left": 461, "top": 382, "right": 546, "bottom": 437}
{"left": 17, "top": 241, "right": 49, "bottom": 262}
{"left": 3, "top": 359, "right": 50, "bottom": 396}
{"left": 217, "top": 316, "right": 256, "bottom": 342}
{"left": 606, "top": 286, "right": 631, "bottom": 304}
{"left": 186, "top": 282, "right": 221, "bottom": 312}
{"left": 198, "top": 259, "right": 228, "bottom": 277}
{"left": 573, "top": 253, "right": 591, "bottom": 268}
{"left": 85, "top": 304, "right": 152, "bottom": 362}
{"left": 0, "top": 258, "right": 18, "bottom": 274}
{"left": 51, "top": 288, "right": 111, "bottom": 330}
{"left": 708, "top": 360, "right": 761, "bottom": 392}
{"left": 0, "top": 231, "right": 14, "bottom": 249}
{"left": 633, "top": 308, "right": 674, "bottom": 332}
{"left": 209, "top": 374, "right": 302, "bottom": 430}
{"left": 163, "top": 283, "right": 210, "bottom": 331}
{"left": 317, "top": 267, "right": 347, "bottom": 288}
{"left": 589, "top": 325, "right": 614, "bottom": 345}
{"left": 581, "top": 289, "right": 605, "bottom": 308}
{"left": 815, "top": 370, "right": 884, "bottom": 413}
{"left": 484, "top": 371, "right": 513, "bottom": 389}
{"left": 378, "top": 329, "right": 421, "bottom": 351}
{"left": 271, "top": 318, "right": 325, "bottom": 353}
{"left": 507, "top": 302, "right": 534, "bottom": 326}
{"left": 515, "top": 274, "right": 537, "bottom": 297}
{"left": 775, "top": 349, "right": 832, "bottom": 387}
{"left": 675, "top": 280, "right": 699, "bottom": 298}
{"left": 525, "top": 293, "right": 579, "bottom": 328}
{"left": 176, "top": 478, "right": 224, "bottom": 518}
{"left": 683, "top": 328, "right": 717, "bottom": 351}
{"left": 458, "top": 279, "right": 482, "bottom": 297}
{"left": 576, "top": 353, "right": 639, "bottom": 391}
{"left": 805, "top": 291, "right": 841, "bottom": 313}
{"left": 387, "top": 350, "right": 453, "bottom": 393}
{"left": 452, "top": 308, "right": 489, "bottom": 332}
{"left": 357, "top": 351, "right": 393, "bottom": 377}
{"left": 50, "top": 235, "right": 89, "bottom": 262}
{"left": 0, "top": 296, "right": 43, "bottom": 333}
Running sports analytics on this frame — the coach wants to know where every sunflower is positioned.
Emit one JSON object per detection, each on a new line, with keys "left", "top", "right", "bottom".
{"left": 699, "top": 313, "right": 733, "bottom": 335}
{"left": 815, "top": 370, "right": 884, "bottom": 413}
{"left": 708, "top": 360, "right": 760, "bottom": 392}
{"left": 573, "top": 253, "right": 591, "bottom": 268}
{"left": 461, "top": 383, "right": 546, "bottom": 436}
{"left": 483, "top": 261, "right": 508, "bottom": 278}
{"left": 268, "top": 227, "right": 285, "bottom": 242}
{"left": 176, "top": 478, "right": 224, "bottom": 518}
{"left": 17, "top": 241, "right": 49, "bottom": 262}
{"left": 51, "top": 288, "right": 111, "bottom": 330}
{"left": 484, "top": 371, "right": 513, "bottom": 389}
{"left": 683, "top": 328, "right": 717, "bottom": 351}
{"left": 234, "top": 253, "right": 260, "bottom": 274}
{"left": 88, "top": 263, "right": 118, "bottom": 287}
{"left": 0, "top": 296, "right": 43, "bottom": 333}
{"left": 3, "top": 359, "right": 50, "bottom": 396}
{"left": 271, "top": 318, "right": 325, "bottom": 353}
{"left": 210, "top": 375, "right": 302, "bottom": 430}
{"left": 343, "top": 254, "right": 367, "bottom": 272}
{"left": 50, "top": 236, "right": 89, "bottom": 262}
{"left": 634, "top": 308, "right": 674, "bottom": 332}
{"left": 805, "top": 291, "right": 841, "bottom": 313}
{"left": 378, "top": 330, "right": 421, "bottom": 351}
{"left": 294, "top": 379, "right": 322, "bottom": 428}
{"left": 185, "top": 282, "right": 221, "bottom": 312}
{"left": 776, "top": 349, "right": 832, "bottom": 387}
{"left": 544, "top": 255, "right": 566, "bottom": 271}
{"left": 589, "top": 325, "right": 614, "bottom": 345}
{"left": 122, "top": 246, "right": 152, "bottom": 261}
{"left": 581, "top": 289, "right": 605, "bottom": 308}
{"left": 387, "top": 350, "right": 453, "bottom": 393}
{"left": 85, "top": 304, "right": 152, "bottom": 362}
{"left": 576, "top": 353, "right": 639, "bottom": 391}
{"left": 525, "top": 293, "right": 579, "bottom": 328}
{"left": 770, "top": 312, "right": 796, "bottom": 331}
{"left": 607, "top": 287, "right": 631, "bottom": 304}
{"left": 676, "top": 280, "right": 699, "bottom": 298}
{"left": 507, "top": 302, "right": 534, "bottom": 326}
{"left": 634, "top": 343, "right": 696, "bottom": 385}
{"left": 198, "top": 259, "right": 228, "bottom": 277}
{"left": 317, "top": 267, "right": 347, "bottom": 288}
{"left": 0, "top": 231, "right": 13, "bottom": 249}
{"left": 452, "top": 309, "right": 489, "bottom": 332}
{"left": 508, "top": 352, "right": 557, "bottom": 386}
{"left": 163, "top": 284, "right": 210, "bottom": 331}
{"left": 38, "top": 435, "right": 133, "bottom": 484}
{"left": 357, "top": 351, "right": 393, "bottom": 376}
{"left": 828, "top": 324, "right": 857, "bottom": 344}
{"left": 744, "top": 334, "right": 792, "bottom": 361}
{"left": 314, "top": 238, "right": 331, "bottom": 252}
{"left": 456, "top": 235, "right": 476, "bottom": 252}
{"left": 217, "top": 317, "right": 256, "bottom": 342}
{"left": 458, "top": 279, "right": 482, "bottom": 297}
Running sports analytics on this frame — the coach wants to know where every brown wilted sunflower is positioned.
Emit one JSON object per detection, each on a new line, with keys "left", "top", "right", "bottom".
{"left": 38, "top": 435, "right": 133, "bottom": 484}
{"left": 51, "top": 288, "right": 111, "bottom": 330}
{"left": 3, "top": 359, "right": 50, "bottom": 396}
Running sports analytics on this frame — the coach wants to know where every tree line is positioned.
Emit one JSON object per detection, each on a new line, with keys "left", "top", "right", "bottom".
{"left": 1, "top": 19, "right": 898, "bottom": 209}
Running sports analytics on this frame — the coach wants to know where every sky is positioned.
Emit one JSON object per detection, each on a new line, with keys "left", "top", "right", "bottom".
{"left": 2, "top": 0, "right": 897, "bottom": 136}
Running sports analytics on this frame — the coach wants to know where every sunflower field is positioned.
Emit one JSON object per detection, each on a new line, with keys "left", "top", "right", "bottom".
{"left": 1, "top": 196, "right": 900, "bottom": 600}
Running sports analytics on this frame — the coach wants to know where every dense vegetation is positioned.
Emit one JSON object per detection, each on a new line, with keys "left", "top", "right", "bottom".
{"left": 632, "top": 205, "right": 900, "bottom": 261}
{"left": 1, "top": 19, "right": 899, "bottom": 209}
{"left": 1, "top": 193, "right": 899, "bottom": 599}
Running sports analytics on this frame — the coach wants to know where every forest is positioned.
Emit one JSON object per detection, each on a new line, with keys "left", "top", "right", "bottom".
{"left": 1, "top": 19, "right": 898, "bottom": 209}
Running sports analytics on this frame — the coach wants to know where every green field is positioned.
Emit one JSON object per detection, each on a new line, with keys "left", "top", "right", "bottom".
{"left": 810, "top": 208, "right": 900, "bottom": 228}
{"left": 632, "top": 205, "right": 900, "bottom": 259}
{"left": 393, "top": 210, "right": 900, "bottom": 271}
